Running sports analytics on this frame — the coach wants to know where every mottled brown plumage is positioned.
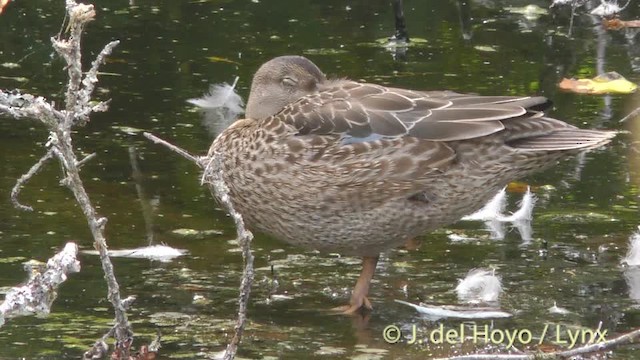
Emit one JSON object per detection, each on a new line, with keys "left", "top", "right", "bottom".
{"left": 208, "top": 56, "right": 615, "bottom": 313}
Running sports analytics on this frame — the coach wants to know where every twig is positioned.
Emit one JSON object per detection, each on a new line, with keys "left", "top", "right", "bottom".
{"left": 620, "top": 106, "right": 640, "bottom": 123}
{"left": 10, "top": 149, "right": 54, "bottom": 211}
{"left": 145, "top": 132, "right": 255, "bottom": 360}
{"left": 76, "top": 152, "right": 97, "bottom": 168}
{"left": 0, "top": 243, "right": 80, "bottom": 326}
{"left": 142, "top": 132, "right": 201, "bottom": 163}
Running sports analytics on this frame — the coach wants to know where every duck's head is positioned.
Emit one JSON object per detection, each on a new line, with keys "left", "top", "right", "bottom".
{"left": 245, "top": 56, "right": 326, "bottom": 119}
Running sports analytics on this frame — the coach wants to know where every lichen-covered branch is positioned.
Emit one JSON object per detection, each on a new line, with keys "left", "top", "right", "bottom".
{"left": 144, "top": 132, "right": 254, "bottom": 360}
{"left": 202, "top": 150, "right": 255, "bottom": 360}
{"left": 0, "top": 243, "right": 80, "bottom": 326}
{"left": 0, "top": 0, "right": 133, "bottom": 357}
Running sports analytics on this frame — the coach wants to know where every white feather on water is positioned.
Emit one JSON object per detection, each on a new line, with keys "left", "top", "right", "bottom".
{"left": 548, "top": 301, "right": 572, "bottom": 315}
{"left": 590, "top": 1, "right": 624, "bottom": 17}
{"left": 455, "top": 268, "right": 502, "bottom": 303}
{"left": 187, "top": 77, "right": 244, "bottom": 112}
{"left": 82, "top": 245, "right": 187, "bottom": 262}
{"left": 499, "top": 188, "right": 537, "bottom": 222}
{"left": 463, "top": 187, "right": 537, "bottom": 222}
{"left": 624, "top": 267, "right": 640, "bottom": 304}
{"left": 462, "top": 188, "right": 507, "bottom": 221}
{"left": 187, "top": 77, "right": 245, "bottom": 136}
{"left": 395, "top": 300, "right": 512, "bottom": 320}
{"left": 622, "top": 229, "right": 640, "bottom": 266}
{"left": 460, "top": 187, "right": 536, "bottom": 242}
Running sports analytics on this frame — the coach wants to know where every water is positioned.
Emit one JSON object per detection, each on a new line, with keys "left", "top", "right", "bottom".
{"left": 0, "top": 0, "right": 639, "bottom": 358}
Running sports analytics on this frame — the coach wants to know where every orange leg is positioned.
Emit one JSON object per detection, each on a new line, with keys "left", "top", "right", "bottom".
{"left": 332, "top": 256, "right": 379, "bottom": 315}
{"left": 402, "top": 238, "right": 421, "bottom": 251}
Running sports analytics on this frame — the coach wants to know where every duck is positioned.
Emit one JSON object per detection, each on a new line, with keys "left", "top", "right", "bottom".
{"left": 207, "top": 55, "right": 615, "bottom": 314}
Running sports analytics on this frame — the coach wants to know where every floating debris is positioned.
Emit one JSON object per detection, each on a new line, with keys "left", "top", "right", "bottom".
{"left": 205, "top": 56, "right": 241, "bottom": 65}
{"left": 171, "top": 228, "right": 223, "bottom": 238}
{"left": 538, "top": 211, "right": 618, "bottom": 223}
{"left": 474, "top": 45, "right": 498, "bottom": 52}
{"left": 111, "top": 125, "right": 145, "bottom": 135}
{"left": 603, "top": 18, "right": 640, "bottom": 29}
{"left": 548, "top": 301, "right": 572, "bottom": 315}
{"left": 455, "top": 268, "right": 502, "bottom": 303}
{"left": 82, "top": 244, "right": 187, "bottom": 262}
{"left": 395, "top": 300, "right": 512, "bottom": 320}
{"left": 505, "top": 5, "right": 548, "bottom": 20}
{"left": 0, "top": 62, "right": 19, "bottom": 69}
{"left": 303, "top": 48, "right": 349, "bottom": 55}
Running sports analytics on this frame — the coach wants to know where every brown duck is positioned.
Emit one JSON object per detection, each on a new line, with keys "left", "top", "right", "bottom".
{"left": 208, "top": 55, "right": 615, "bottom": 314}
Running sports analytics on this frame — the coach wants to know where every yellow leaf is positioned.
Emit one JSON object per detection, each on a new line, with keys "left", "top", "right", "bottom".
{"left": 558, "top": 71, "right": 637, "bottom": 94}
{"left": 206, "top": 56, "right": 240, "bottom": 65}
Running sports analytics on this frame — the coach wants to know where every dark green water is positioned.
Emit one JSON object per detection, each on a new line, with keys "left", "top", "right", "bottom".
{"left": 1, "top": 0, "right": 640, "bottom": 358}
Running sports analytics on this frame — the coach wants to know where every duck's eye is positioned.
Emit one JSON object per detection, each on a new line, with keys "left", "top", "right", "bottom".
{"left": 282, "top": 76, "right": 298, "bottom": 87}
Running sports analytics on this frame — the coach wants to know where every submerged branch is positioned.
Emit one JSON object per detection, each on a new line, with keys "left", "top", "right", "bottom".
{"left": 145, "top": 132, "right": 254, "bottom": 360}
{"left": 203, "top": 151, "right": 255, "bottom": 360}
{"left": 0, "top": 243, "right": 80, "bottom": 327}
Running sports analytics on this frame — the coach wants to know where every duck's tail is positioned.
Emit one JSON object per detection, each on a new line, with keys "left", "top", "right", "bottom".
{"left": 505, "top": 115, "right": 617, "bottom": 152}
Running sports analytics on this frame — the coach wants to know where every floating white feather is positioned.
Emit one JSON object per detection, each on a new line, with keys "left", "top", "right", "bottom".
{"left": 591, "top": 1, "right": 624, "bottom": 17}
{"left": 622, "top": 228, "right": 640, "bottom": 266}
{"left": 187, "top": 77, "right": 244, "bottom": 113}
{"left": 548, "top": 301, "right": 572, "bottom": 315}
{"left": 462, "top": 187, "right": 507, "bottom": 221}
{"left": 82, "top": 244, "right": 187, "bottom": 263}
{"left": 188, "top": 77, "right": 245, "bottom": 137}
{"left": 455, "top": 268, "right": 503, "bottom": 303}
{"left": 395, "top": 300, "right": 511, "bottom": 320}
{"left": 499, "top": 187, "right": 537, "bottom": 222}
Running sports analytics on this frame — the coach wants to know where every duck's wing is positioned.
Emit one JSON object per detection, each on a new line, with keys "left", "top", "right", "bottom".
{"left": 278, "top": 81, "right": 548, "bottom": 142}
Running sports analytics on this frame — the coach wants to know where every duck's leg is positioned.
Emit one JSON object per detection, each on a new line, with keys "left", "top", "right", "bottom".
{"left": 333, "top": 256, "right": 379, "bottom": 315}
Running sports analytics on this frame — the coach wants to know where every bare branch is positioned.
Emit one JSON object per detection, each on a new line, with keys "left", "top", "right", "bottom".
{"left": 0, "top": 242, "right": 80, "bottom": 326}
{"left": 202, "top": 151, "right": 254, "bottom": 360}
{"left": 143, "top": 132, "right": 202, "bottom": 164}
{"left": 76, "top": 152, "right": 96, "bottom": 168}
{"left": 10, "top": 149, "right": 55, "bottom": 211}
{"left": 620, "top": 106, "right": 640, "bottom": 123}
{"left": 144, "top": 133, "right": 255, "bottom": 359}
